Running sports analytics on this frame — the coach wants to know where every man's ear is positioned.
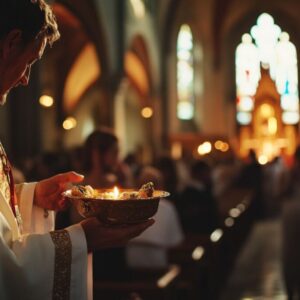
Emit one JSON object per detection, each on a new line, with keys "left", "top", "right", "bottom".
{"left": 1, "top": 30, "right": 23, "bottom": 59}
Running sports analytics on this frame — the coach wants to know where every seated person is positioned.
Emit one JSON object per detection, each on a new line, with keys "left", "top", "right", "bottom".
{"left": 126, "top": 166, "right": 184, "bottom": 269}
{"left": 178, "top": 160, "right": 220, "bottom": 234}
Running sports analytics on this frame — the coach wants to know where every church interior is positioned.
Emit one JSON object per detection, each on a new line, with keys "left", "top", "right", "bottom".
{"left": 5, "top": 0, "right": 300, "bottom": 299}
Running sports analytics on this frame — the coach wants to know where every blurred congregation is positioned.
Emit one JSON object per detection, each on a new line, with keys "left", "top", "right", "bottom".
{"left": 5, "top": 0, "right": 300, "bottom": 299}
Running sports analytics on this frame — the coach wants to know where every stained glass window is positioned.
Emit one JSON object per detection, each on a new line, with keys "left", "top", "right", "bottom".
{"left": 236, "top": 13, "right": 299, "bottom": 125}
{"left": 177, "top": 24, "right": 194, "bottom": 120}
{"left": 250, "top": 13, "right": 281, "bottom": 75}
{"left": 236, "top": 34, "right": 260, "bottom": 98}
{"left": 275, "top": 33, "right": 298, "bottom": 95}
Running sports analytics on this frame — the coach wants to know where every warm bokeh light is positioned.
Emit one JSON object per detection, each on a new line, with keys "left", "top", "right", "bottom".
{"left": 39, "top": 95, "right": 54, "bottom": 108}
{"left": 197, "top": 142, "right": 212, "bottom": 156}
{"left": 157, "top": 265, "right": 180, "bottom": 288}
{"left": 171, "top": 142, "right": 182, "bottom": 160}
{"left": 214, "top": 140, "right": 223, "bottom": 150}
{"left": 268, "top": 117, "right": 277, "bottom": 134}
{"left": 63, "top": 117, "right": 77, "bottom": 130}
{"left": 220, "top": 142, "right": 229, "bottom": 152}
{"left": 141, "top": 107, "right": 153, "bottom": 119}
{"left": 260, "top": 103, "right": 274, "bottom": 118}
{"left": 192, "top": 246, "right": 205, "bottom": 261}
{"left": 229, "top": 208, "right": 240, "bottom": 218}
{"left": 210, "top": 229, "right": 223, "bottom": 243}
{"left": 258, "top": 155, "right": 268, "bottom": 165}
{"left": 237, "top": 203, "right": 246, "bottom": 212}
{"left": 225, "top": 217, "right": 235, "bottom": 227}
{"left": 214, "top": 141, "right": 229, "bottom": 152}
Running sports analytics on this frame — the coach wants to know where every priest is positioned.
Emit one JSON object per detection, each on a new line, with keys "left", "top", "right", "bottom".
{"left": 0, "top": 1, "right": 154, "bottom": 299}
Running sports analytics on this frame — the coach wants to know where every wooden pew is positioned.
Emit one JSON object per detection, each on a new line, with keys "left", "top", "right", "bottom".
{"left": 93, "top": 188, "right": 255, "bottom": 299}
{"left": 168, "top": 188, "right": 254, "bottom": 299}
{"left": 168, "top": 234, "right": 209, "bottom": 299}
{"left": 94, "top": 264, "right": 181, "bottom": 300}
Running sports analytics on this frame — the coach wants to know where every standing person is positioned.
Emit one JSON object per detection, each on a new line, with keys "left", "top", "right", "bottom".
{"left": 179, "top": 160, "right": 220, "bottom": 234}
{"left": 236, "top": 150, "right": 264, "bottom": 218}
{"left": 0, "top": 1, "right": 153, "bottom": 299}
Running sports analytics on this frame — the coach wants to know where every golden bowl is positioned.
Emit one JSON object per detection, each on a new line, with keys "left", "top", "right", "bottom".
{"left": 63, "top": 189, "right": 170, "bottom": 224}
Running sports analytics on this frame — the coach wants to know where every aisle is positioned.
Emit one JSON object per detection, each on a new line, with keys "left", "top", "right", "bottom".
{"left": 220, "top": 220, "right": 287, "bottom": 300}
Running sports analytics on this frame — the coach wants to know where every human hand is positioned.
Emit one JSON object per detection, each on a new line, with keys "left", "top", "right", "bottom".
{"left": 80, "top": 218, "right": 155, "bottom": 252}
{"left": 34, "top": 171, "right": 84, "bottom": 210}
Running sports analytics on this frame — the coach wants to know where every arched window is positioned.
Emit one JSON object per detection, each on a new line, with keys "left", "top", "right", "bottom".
{"left": 236, "top": 13, "right": 299, "bottom": 125}
{"left": 177, "top": 24, "right": 195, "bottom": 120}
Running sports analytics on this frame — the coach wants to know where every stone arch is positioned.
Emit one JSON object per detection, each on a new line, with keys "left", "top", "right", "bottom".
{"left": 45, "top": 0, "right": 110, "bottom": 120}
{"left": 125, "top": 34, "right": 153, "bottom": 105}
{"left": 39, "top": 0, "right": 111, "bottom": 149}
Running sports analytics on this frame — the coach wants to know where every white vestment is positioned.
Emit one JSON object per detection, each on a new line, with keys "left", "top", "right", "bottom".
{"left": 0, "top": 182, "right": 89, "bottom": 300}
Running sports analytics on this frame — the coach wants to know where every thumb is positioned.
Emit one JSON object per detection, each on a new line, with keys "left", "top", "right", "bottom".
{"left": 51, "top": 171, "right": 84, "bottom": 184}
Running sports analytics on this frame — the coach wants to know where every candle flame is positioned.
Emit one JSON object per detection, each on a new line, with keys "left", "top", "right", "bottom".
{"left": 113, "top": 186, "right": 119, "bottom": 199}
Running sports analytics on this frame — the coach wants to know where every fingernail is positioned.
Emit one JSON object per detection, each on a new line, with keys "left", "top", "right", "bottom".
{"left": 75, "top": 172, "right": 84, "bottom": 178}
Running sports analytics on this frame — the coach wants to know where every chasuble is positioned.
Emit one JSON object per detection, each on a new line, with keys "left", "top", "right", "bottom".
{"left": 0, "top": 144, "right": 89, "bottom": 300}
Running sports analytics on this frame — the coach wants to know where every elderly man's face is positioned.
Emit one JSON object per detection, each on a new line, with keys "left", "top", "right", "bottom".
{"left": 0, "top": 33, "right": 47, "bottom": 104}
